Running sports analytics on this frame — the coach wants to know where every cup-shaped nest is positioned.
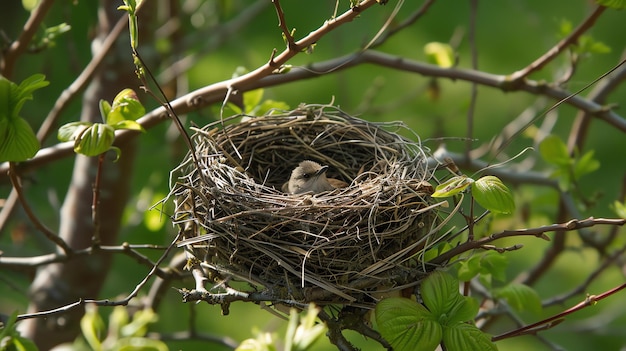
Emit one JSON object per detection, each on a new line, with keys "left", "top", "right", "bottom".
{"left": 170, "top": 104, "right": 443, "bottom": 304}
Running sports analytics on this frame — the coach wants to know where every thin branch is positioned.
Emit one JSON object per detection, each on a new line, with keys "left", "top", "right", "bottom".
{"left": 0, "top": 244, "right": 170, "bottom": 274}
{"left": 568, "top": 57, "right": 626, "bottom": 152}
{"left": 508, "top": 5, "right": 607, "bottom": 82}
{"left": 15, "top": 235, "right": 180, "bottom": 322}
{"left": 492, "top": 282, "right": 626, "bottom": 341}
{"left": 0, "top": 0, "right": 55, "bottom": 78}
{"left": 429, "top": 217, "right": 626, "bottom": 266}
{"left": 7, "top": 163, "right": 72, "bottom": 255}
{"left": 368, "top": 0, "right": 435, "bottom": 49}
{"left": 271, "top": 0, "right": 296, "bottom": 50}
{"left": 542, "top": 244, "right": 626, "bottom": 307}
{"left": 36, "top": 7, "right": 129, "bottom": 143}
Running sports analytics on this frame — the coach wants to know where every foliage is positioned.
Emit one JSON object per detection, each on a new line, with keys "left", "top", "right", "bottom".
{"left": 58, "top": 89, "right": 145, "bottom": 159}
{"left": 432, "top": 175, "right": 515, "bottom": 214}
{"left": 0, "top": 74, "right": 48, "bottom": 162}
{"left": 375, "top": 271, "right": 496, "bottom": 351}
{"left": 0, "top": 312, "right": 39, "bottom": 351}
{"left": 236, "top": 305, "right": 326, "bottom": 351}
{"left": 1, "top": 1, "right": 626, "bottom": 351}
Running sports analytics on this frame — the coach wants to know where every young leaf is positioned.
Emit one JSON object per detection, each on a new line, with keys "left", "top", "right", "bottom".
{"left": 57, "top": 121, "right": 92, "bottom": 142}
{"left": 74, "top": 123, "right": 115, "bottom": 157}
{"left": 107, "top": 88, "right": 145, "bottom": 125}
{"left": 457, "top": 255, "right": 482, "bottom": 281}
{"left": 375, "top": 297, "right": 442, "bottom": 351}
{"left": 494, "top": 283, "right": 542, "bottom": 315}
{"left": 612, "top": 200, "right": 626, "bottom": 219}
{"left": 243, "top": 88, "right": 264, "bottom": 114}
{"left": 472, "top": 176, "right": 515, "bottom": 214}
{"left": 80, "top": 306, "right": 105, "bottom": 351}
{"left": 112, "top": 120, "right": 146, "bottom": 132}
{"left": 99, "top": 99, "right": 112, "bottom": 123}
{"left": 424, "top": 42, "right": 454, "bottom": 68}
{"left": 432, "top": 175, "right": 473, "bottom": 198}
{"left": 539, "top": 135, "right": 571, "bottom": 167}
{"left": 479, "top": 251, "right": 508, "bottom": 282}
{"left": 443, "top": 323, "right": 498, "bottom": 351}
{"left": 573, "top": 150, "right": 600, "bottom": 180}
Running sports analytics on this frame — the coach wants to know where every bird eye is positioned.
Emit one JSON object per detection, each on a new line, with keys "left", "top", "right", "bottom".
{"left": 302, "top": 173, "right": 310, "bottom": 179}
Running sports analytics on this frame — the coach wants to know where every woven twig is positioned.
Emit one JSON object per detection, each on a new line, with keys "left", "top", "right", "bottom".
{"left": 169, "top": 104, "right": 444, "bottom": 304}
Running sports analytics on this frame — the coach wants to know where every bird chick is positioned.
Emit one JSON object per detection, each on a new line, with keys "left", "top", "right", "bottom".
{"left": 282, "top": 160, "right": 348, "bottom": 194}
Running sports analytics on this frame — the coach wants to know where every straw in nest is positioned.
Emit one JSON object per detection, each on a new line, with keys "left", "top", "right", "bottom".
{"left": 169, "top": 104, "right": 445, "bottom": 305}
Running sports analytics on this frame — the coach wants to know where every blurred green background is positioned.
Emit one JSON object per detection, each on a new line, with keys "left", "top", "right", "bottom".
{"left": 1, "top": 0, "right": 625, "bottom": 350}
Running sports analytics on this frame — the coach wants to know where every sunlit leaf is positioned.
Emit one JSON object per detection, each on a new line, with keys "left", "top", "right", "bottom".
{"left": 612, "top": 200, "right": 626, "bottom": 219}
{"left": 80, "top": 306, "right": 105, "bottom": 351}
{"left": 113, "top": 120, "right": 146, "bottom": 132}
{"left": 375, "top": 297, "right": 442, "bottom": 351}
{"left": 424, "top": 42, "right": 454, "bottom": 68}
{"left": 58, "top": 121, "right": 91, "bottom": 142}
{"left": 243, "top": 89, "right": 264, "bottom": 114}
{"left": 472, "top": 176, "right": 515, "bottom": 214}
{"left": 432, "top": 176, "right": 473, "bottom": 198}
{"left": 107, "top": 88, "right": 145, "bottom": 125}
{"left": 539, "top": 135, "right": 571, "bottom": 167}
{"left": 443, "top": 323, "right": 497, "bottom": 351}
{"left": 74, "top": 123, "right": 115, "bottom": 156}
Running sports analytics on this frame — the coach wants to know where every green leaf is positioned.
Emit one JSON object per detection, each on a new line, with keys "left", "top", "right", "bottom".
{"left": 447, "top": 297, "right": 479, "bottom": 325}
{"left": 107, "top": 89, "right": 145, "bottom": 125}
{"left": 255, "top": 100, "right": 290, "bottom": 116}
{"left": 539, "top": 135, "right": 571, "bottom": 167}
{"left": 0, "top": 117, "right": 40, "bottom": 162}
{"left": 375, "top": 298, "right": 442, "bottom": 351}
{"left": 113, "top": 337, "right": 169, "bottom": 351}
{"left": 573, "top": 150, "right": 600, "bottom": 180}
{"left": 99, "top": 99, "right": 112, "bottom": 123}
{"left": 12, "top": 74, "right": 49, "bottom": 119}
{"left": 421, "top": 271, "right": 461, "bottom": 319}
{"left": 457, "top": 255, "right": 482, "bottom": 282}
{"left": 612, "top": 200, "right": 626, "bottom": 219}
{"left": 494, "top": 283, "right": 542, "bottom": 315}
{"left": 11, "top": 335, "right": 39, "bottom": 351}
{"left": 22, "top": 0, "right": 40, "bottom": 11}
{"left": 424, "top": 42, "right": 454, "bottom": 68}
{"left": 432, "top": 176, "right": 473, "bottom": 198}
{"left": 80, "top": 307, "right": 105, "bottom": 351}
{"left": 472, "top": 176, "right": 515, "bottom": 214}
{"left": 595, "top": 0, "right": 626, "bottom": 10}
{"left": 479, "top": 251, "right": 508, "bottom": 282}
{"left": 57, "top": 121, "right": 92, "bottom": 142}
{"left": 113, "top": 120, "right": 146, "bottom": 132}
{"left": 443, "top": 323, "right": 498, "bottom": 351}
{"left": 74, "top": 123, "right": 115, "bottom": 157}
{"left": 243, "top": 89, "right": 264, "bottom": 114}
{"left": 120, "top": 308, "right": 158, "bottom": 337}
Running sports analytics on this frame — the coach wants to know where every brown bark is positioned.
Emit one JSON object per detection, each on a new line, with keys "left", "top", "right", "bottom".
{"left": 19, "top": 1, "right": 138, "bottom": 348}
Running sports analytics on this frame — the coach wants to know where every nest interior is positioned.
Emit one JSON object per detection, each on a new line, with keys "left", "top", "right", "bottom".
{"left": 171, "top": 104, "right": 441, "bottom": 304}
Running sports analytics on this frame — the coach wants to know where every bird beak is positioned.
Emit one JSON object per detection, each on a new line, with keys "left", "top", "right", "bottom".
{"left": 314, "top": 165, "right": 329, "bottom": 177}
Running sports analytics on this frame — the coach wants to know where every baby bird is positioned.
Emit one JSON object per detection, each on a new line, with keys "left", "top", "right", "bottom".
{"left": 282, "top": 160, "right": 348, "bottom": 194}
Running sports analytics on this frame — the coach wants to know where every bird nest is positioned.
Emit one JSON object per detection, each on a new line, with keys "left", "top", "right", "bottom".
{"left": 169, "top": 104, "right": 445, "bottom": 305}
